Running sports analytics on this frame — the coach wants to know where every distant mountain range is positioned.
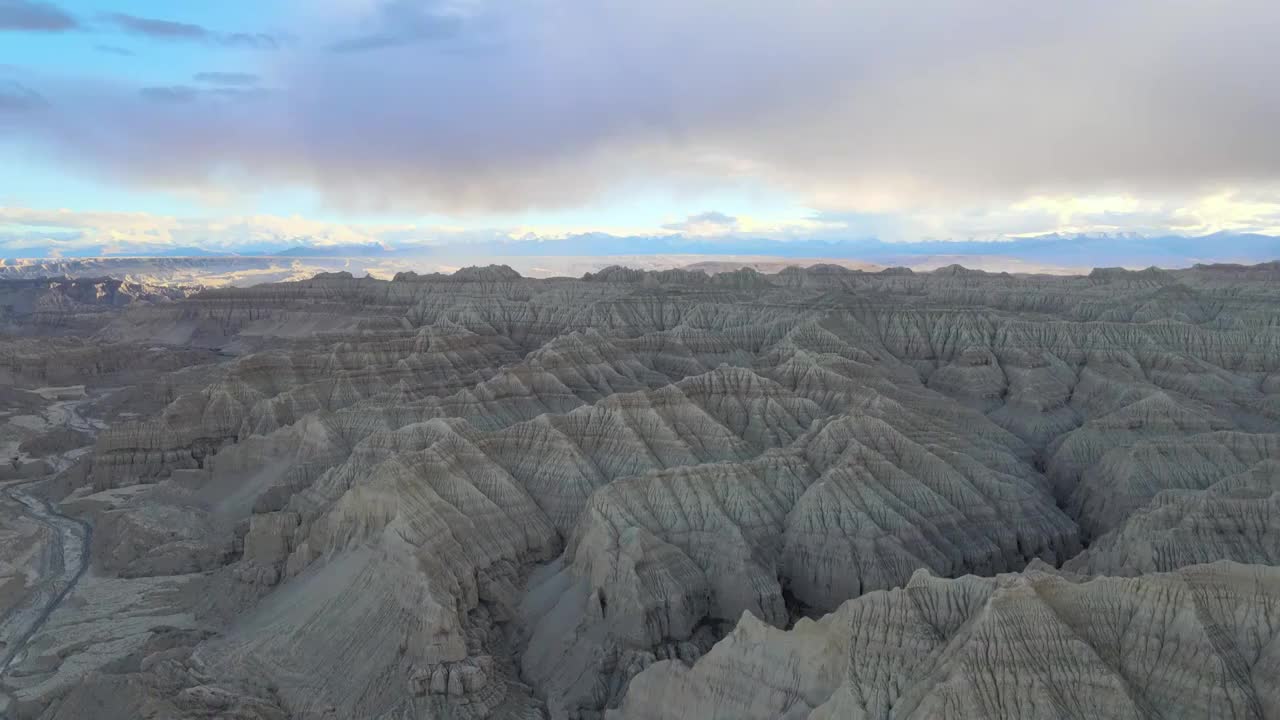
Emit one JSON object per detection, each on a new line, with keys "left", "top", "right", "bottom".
{"left": 3, "top": 232, "right": 1277, "bottom": 269}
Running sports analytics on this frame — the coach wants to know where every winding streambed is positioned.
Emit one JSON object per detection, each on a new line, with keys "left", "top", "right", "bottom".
{"left": 0, "top": 484, "right": 91, "bottom": 677}
{"left": 0, "top": 391, "right": 103, "bottom": 704}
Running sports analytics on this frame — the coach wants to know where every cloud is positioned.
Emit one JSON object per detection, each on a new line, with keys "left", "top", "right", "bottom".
{"left": 0, "top": 0, "right": 77, "bottom": 31}
{"left": 139, "top": 84, "right": 271, "bottom": 104}
{"left": 104, "top": 12, "right": 204, "bottom": 39}
{"left": 813, "top": 189, "right": 1280, "bottom": 242}
{"left": 1172, "top": 191, "right": 1280, "bottom": 236}
{"left": 0, "top": 207, "right": 417, "bottom": 255}
{"left": 194, "top": 72, "right": 260, "bottom": 86}
{"left": 0, "top": 80, "right": 45, "bottom": 112}
{"left": 219, "top": 32, "right": 280, "bottom": 51}
{"left": 664, "top": 211, "right": 737, "bottom": 229}
{"left": 139, "top": 85, "right": 200, "bottom": 104}
{"left": 2, "top": 202, "right": 1280, "bottom": 271}
{"left": 656, "top": 210, "right": 851, "bottom": 240}
{"left": 662, "top": 211, "right": 740, "bottom": 234}
{"left": 7, "top": 0, "right": 1280, "bottom": 216}
{"left": 327, "top": 0, "right": 469, "bottom": 52}
{"left": 94, "top": 44, "right": 133, "bottom": 56}
{"left": 103, "top": 12, "right": 279, "bottom": 49}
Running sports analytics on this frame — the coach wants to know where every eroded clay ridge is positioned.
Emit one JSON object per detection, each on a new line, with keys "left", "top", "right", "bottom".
{"left": 615, "top": 561, "right": 1280, "bottom": 719}
{"left": 0, "top": 261, "right": 1278, "bottom": 720}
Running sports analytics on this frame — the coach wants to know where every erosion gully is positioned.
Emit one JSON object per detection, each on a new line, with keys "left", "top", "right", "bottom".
{"left": 0, "top": 392, "right": 105, "bottom": 717}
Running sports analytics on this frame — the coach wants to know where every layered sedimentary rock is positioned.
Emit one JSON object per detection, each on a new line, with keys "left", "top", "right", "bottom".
{"left": 613, "top": 561, "right": 1280, "bottom": 720}
{"left": 3, "top": 261, "right": 1280, "bottom": 719}
{"left": 1066, "top": 460, "right": 1280, "bottom": 575}
{"left": 0, "top": 277, "right": 193, "bottom": 335}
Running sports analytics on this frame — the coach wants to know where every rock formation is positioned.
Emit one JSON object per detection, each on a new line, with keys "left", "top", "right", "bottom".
{"left": 2, "top": 261, "right": 1279, "bottom": 719}
{"left": 613, "top": 561, "right": 1280, "bottom": 720}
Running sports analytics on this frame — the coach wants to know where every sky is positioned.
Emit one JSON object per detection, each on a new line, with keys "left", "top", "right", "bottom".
{"left": 2, "top": 0, "right": 1280, "bottom": 259}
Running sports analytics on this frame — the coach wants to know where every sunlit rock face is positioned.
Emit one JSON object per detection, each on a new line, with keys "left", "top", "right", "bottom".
{"left": 3, "top": 261, "right": 1280, "bottom": 720}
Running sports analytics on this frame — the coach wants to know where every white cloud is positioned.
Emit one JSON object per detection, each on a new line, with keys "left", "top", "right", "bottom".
{"left": 4, "top": 186, "right": 1280, "bottom": 260}
{"left": 1172, "top": 191, "right": 1280, "bottom": 235}
{"left": 0, "top": 207, "right": 421, "bottom": 253}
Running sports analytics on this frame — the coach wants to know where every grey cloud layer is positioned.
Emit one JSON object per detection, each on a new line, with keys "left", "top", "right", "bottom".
{"left": 9, "top": 0, "right": 1280, "bottom": 214}
{"left": 328, "top": 0, "right": 466, "bottom": 53}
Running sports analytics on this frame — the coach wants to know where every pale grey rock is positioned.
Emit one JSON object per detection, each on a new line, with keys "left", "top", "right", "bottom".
{"left": 92, "top": 501, "right": 228, "bottom": 578}
{"left": 1066, "top": 460, "right": 1280, "bottom": 575}
{"left": 612, "top": 562, "right": 1280, "bottom": 720}
{"left": 1069, "top": 431, "right": 1280, "bottom": 538}
{"left": 6, "top": 262, "right": 1280, "bottom": 720}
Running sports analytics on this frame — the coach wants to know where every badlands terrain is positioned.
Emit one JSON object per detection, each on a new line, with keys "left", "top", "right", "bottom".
{"left": 1, "top": 261, "right": 1279, "bottom": 719}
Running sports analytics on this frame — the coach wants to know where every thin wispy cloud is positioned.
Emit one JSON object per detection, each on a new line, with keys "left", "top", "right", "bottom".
{"left": 139, "top": 84, "right": 271, "bottom": 104}
{"left": 0, "top": 0, "right": 77, "bottom": 31}
{"left": 194, "top": 72, "right": 260, "bottom": 86}
{"left": 0, "top": 80, "right": 46, "bottom": 112}
{"left": 94, "top": 44, "right": 134, "bottom": 56}
{"left": 103, "top": 12, "right": 280, "bottom": 50}
{"left": 138, "top": 86, "right": 200, "bottom": 104}
{"left": 104, "top": 12, "right": 203, "bottom": 40}
{"left": 219, "top": 32, "right": 279, "bottom": 51}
